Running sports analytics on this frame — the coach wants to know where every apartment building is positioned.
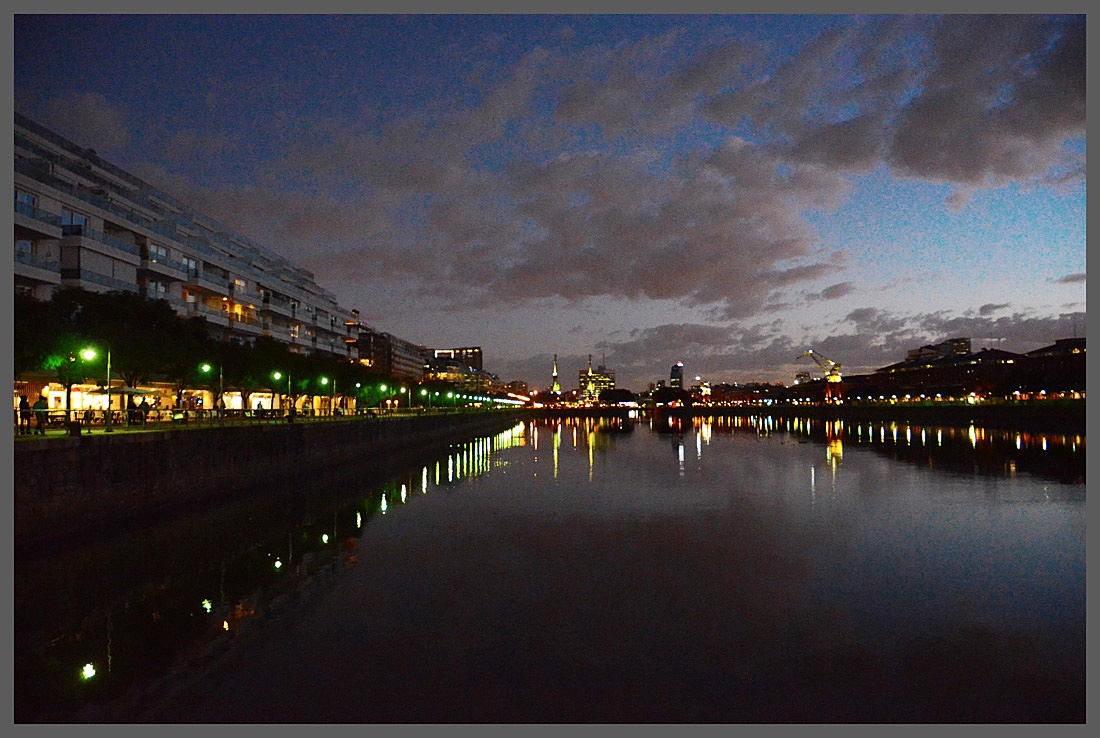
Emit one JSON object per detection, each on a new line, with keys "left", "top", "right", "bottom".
{"left": 14, "top": 112, "right": 358, "bottom": 358}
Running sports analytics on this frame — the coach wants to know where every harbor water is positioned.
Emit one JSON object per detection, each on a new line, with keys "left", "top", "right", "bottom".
{"left": 16, "top": 414, "right": 1086, "bottom": 722}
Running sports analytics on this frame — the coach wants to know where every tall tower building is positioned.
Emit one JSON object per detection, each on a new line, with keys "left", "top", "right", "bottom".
{"left": 551, "top": 354, "right": 561, "bottom": 394}
{"left": 670, "top": 361, "right": 684, "bottom": 389}
{"left": 578, "top": 354, "right": 615, "bottom": 402}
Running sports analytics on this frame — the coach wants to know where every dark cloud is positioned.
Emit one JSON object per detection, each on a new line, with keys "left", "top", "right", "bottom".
{"left": 1056, "top": 273, "right": 1086, "bottom": 284}
{"left": 978, "top": 303, "right": 1010, "bottom": 316}
{"left": 18, "top": 16, "right": 1083, "bottom": 388}
{"left": 817, "top": 282, "right": 856, "bottom": 301}
{"left": 577, "top": 308, "right": 1085, "bottom": 389}
{"left": 42, "top": 92, "right": 131, "bottom": 152}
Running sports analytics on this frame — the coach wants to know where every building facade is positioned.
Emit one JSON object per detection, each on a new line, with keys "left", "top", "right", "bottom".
{"left": 14, "top": 113, "right": 358, "bottom": 358}
{"left": 432, "top": 347, "right": 483, "bottom": 372}
{"left": 356, "top": 329, "right": 429, "bottom": 382}
{"left": 578, "top": 355, "right": 615, "bottom": 402}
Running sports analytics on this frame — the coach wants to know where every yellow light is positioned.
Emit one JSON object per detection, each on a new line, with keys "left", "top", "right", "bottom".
{"left": 202, "top": 599, "right": 213, "bottom": 613}
{"left": 321, "top": 533, "right": 329, "bottom": 544}
{"left": 223, "top": 620, "right": 230, "bottom": 631}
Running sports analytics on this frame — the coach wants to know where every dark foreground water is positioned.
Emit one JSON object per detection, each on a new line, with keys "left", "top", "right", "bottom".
{"left": 16, "top": 414, "right": 1086, "bottom": 723}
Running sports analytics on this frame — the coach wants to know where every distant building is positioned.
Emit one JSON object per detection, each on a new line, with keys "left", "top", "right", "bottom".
{"left": 356, "top": 329, "right": 429, "bottom": 382}
{"left": 551, "top": 354, "right": 561, "bottom": 394}
{"left": 906, "top": 337, "right": 971, "bottom": 362}
{"left": 432, "top": 347, "right": 483, "bottom": 372}
{"left": 670, "top": 361, "right": 684, "bottom": 389}
{"left": 578, "top": 355, "right": 615, "bottom": 402}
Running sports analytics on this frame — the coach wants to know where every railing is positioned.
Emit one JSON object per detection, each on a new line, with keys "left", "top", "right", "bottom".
{"left": 62, "top": 225, "right": 141, "bottom": 258}
{"left": 14, "top": 250, "right": 60, "bottom": 273}
{"left": 14, "top": 199, "right": 63, "bottom": 228}
{"left": 13, "top": 404, "right": 515, "bottom": 438}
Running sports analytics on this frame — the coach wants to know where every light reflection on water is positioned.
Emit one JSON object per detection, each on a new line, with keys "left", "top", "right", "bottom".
{"left": 18, "top": 416, "right": 1085, "bottom": 723}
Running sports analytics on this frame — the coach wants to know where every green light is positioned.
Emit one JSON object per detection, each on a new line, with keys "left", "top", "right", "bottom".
{"left": 380, "top": 384, "right": 387, "bottom": 392}
{"left": 272, "top": 371, "right": 282, "bottom": 380}
{"left": 82, "top": 663, "right": 96, "bottom": 680}
{"left": 321, "top": 533, "right": 329, "bottom": 544}
{"left": 81, "top": 348, "right": 96, "bottom": 361}
{"left": 420, "top": 389, "right": 427, "bottom": 396}
{"left": 201, "top": 363, "right": 212, "bottom": 373}
{"left": 202, "top": 599, "right": 213, "bottom": 613}
{"left": 320, "top": 377, "right": 329, "bottom": 386}
{"left": 274, "top": 559, "right": 282, "bottom": 569}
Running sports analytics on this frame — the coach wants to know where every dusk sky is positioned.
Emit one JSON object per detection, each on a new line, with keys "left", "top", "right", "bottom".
{"left": 13, "top": 14, "right": 1086, "bottom": 391}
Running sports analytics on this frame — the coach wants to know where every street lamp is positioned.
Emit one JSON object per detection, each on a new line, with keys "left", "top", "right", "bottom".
{"left": 400, "top": 386, "right": 408, "bottom": 410}
{"left": 201, "top": 362, "right": 224, "bottom": 421}
{"left": 320, "top": 376, "right": 336, "bottom": 415}
{"left": 273, "top": 371, "right": 292, "bottom": 411}
{"left": 81, "top": 345, "right": 113, "bottom": 433}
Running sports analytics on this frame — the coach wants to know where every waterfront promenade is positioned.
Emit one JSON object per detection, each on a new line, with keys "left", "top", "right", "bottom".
{"left": 13, "top": 408, "right": 528, "bottom": 554}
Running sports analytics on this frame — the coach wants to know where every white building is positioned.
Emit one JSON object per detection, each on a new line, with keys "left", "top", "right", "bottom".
{"left": 14, "top": 112, "right": 358, "bottom": 358}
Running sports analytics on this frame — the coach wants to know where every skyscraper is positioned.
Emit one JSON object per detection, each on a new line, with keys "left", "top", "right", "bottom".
{"left": 670, "top": 361, "right": 684, "bottom": 389}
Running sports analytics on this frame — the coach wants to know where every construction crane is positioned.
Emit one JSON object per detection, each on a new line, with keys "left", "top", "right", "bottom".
{"left": 797, "top": 349, "right": 844, "bottom": 403}
{"left": 797, "top": 349, "right": 842, "bottom": 381}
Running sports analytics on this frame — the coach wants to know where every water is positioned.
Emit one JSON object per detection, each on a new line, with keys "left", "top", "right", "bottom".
{"left": 16, "top": 414, "right": 1086, "bottom": 722}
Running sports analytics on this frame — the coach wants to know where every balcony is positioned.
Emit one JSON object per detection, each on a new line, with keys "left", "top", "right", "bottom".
{"left": 139, "top": 254, "right": 188, "bottom": 280}
{"left": 14, "top": 200, "right": 62, "bottom": 239}
{"left": 184, "top": 271, "right": 231, "bottom": 296}
{"left": 61, "top": 225, "right": 142, "bottom": 264}
{"left": 14, "top": 250, "right": 61, "bottom": 285}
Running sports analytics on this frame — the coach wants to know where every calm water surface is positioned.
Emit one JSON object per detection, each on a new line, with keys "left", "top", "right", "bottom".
{"left": 20, "top": 415, "right": 1086, "bottom": 722}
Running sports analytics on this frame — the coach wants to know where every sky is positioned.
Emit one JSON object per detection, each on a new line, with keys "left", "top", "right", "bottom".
{"left": 13, "top": 13, "right": 1086, "bottom": 392}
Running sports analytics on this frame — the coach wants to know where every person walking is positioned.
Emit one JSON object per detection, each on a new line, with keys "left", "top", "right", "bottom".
{"left": 138, "top": 397, "right": 151, "bottom": 425}
{"left": 18, "top": 395, "right": 31, "bottom": 435}
{"left": 32, "top": 394, "right": 48, "bottom": 435}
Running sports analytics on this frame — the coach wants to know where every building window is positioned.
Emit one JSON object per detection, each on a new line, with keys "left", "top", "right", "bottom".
{"left": 15, "top": 189, "right": 36, "bottom": 208}
{"left": 183, "top": 257, "right": 199, "bottom": 276}
{"left": 148, "top": 243, "right": 168, "bottom": 262}
{"left": 61, "top": 208, "right": 87, "bottom": 227}
{"left": 61, "top": 207, "right": 87, "bottom": 234}
{"left": 234, "top": 278, "right": 246, "bottom": 292}
{"left": 147, "top": 280, "right": 167, "bottom": 299}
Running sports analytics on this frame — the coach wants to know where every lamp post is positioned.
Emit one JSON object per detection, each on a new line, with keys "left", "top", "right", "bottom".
{"left": 273, "top": 371, "right": 292, "bottom": 412}
{"left": 81, "top": 345, "right": 113, "bottom": 433}
{"left": 320, "top": 376, "right": 336, "bottom": 415}
{"left": 400, "top": 386, "right": 408, "bottom": 410}
{"left": 201, "top": 362, "right": 223, "bottom": 421}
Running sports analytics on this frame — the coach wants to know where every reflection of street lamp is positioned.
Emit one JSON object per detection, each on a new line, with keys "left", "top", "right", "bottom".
{"left": 81, "top": 345, "right": 113, "bottom": 433}
{"left": 201, "top": 362, "right": 224, "bottom": 420}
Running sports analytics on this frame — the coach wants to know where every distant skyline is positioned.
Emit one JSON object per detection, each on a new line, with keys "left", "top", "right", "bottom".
{"left": 13, "top": 14, "right": 1085, "bottom": 391}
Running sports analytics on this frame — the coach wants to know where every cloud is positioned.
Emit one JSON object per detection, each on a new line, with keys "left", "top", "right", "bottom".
{"left": 41, "top": 92, "right": 132, "bottom": 153}
{"left": 149, "top": 16, "right": 1077, "bottom": 323}
{"left": 977, "top": 303, "right": 1010, "bottom": 316}
{"left": 16, "top": 16, "right": 1083, "bottom": 389}
{"left": 817, "top": 282, "right": 856, "bottom": 300}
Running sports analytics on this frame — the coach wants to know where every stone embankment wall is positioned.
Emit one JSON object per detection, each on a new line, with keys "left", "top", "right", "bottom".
{"left": 15, "top": 411, "right": 527, "bottom": 550}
